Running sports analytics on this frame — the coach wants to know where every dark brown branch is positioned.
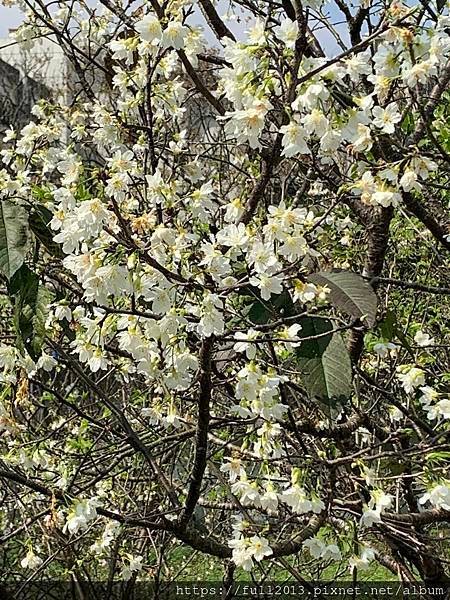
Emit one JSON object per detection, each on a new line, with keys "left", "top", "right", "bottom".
{"left": 178, "top": 50, "right": 226, "bottom": 116}
{"left": 238, "top": 145, "right": 282, "bottom": 225}
{"left": 402, "top": 192, "right": 450, "bottom": 252}
{"left": 0, "top": 466, "right": 166, "bottom": 529}
{"left": 369, "top": 277, "right": 450, "bottom": 295}
{"left": 198, "top": 0, "right": 236, "bottom": 41}
{"left": 384, "top": 508, "right": 450, "bottom": 526}
{"left": 411, "top": 63, "right": 450, "bottom": 145}
{"left": 180, "top": 337, "right": 214, "bottom": 527}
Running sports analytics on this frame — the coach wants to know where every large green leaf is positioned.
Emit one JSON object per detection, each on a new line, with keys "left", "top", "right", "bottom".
{"left": 0, "top": 200, "right": 29, "bottom": 279}
{"left": 378, "top": 309, "right": 414, "bottom": 355}
{"left": 297, "top": 328, "right": 353, "bottom": 406}
{"left": 296, "top": 316, "right": 333, "bottom": 358}
{"left": 308, "top": 270, "right": 378, "bottom": 327}
{"left": 9, "top": 265, "right": 52, "bottom": 360}
{"left": 379, "top": 309, "right": 396, "bottom": 341}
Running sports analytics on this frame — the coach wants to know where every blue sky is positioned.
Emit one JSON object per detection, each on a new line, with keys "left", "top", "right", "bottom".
{"left": 0, "top": 1, "right": 345, "bottom": 54}
{"left": 0, "top": 4, "right": 23, "bottom": 36}
{"left": 0, "top": 1, "right": 239, "bottom": 38}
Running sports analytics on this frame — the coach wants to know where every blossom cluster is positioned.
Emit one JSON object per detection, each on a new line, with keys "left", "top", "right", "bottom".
{"left": 0, "top": 0, "right": 449, "bottom": 581}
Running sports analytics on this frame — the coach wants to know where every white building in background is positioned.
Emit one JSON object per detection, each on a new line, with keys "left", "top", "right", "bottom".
{"left": 0, "top": 58, "right": 48, "bottom": 130}
{"left": 0, "top": 33, "right": 72, "bottom": 107}
{"left": 0, "top": 29, "right": 218, "bottom": 140}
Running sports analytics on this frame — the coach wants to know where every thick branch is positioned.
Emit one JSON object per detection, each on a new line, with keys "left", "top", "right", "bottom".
{"left": 402, "top": 192, "right": 450, "bottom": 252}
{"left": 198, "top": 0, "right": 236, "bottom": 41}
{"left": 180, "top": 337, "right": 214, "bottom": 527}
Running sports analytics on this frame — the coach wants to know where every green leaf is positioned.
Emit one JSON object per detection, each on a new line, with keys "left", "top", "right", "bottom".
{"left": 297, "top": 330, "right": 353, "bottom": 407}
{"left": 395, "top": 327, "right": 414, "bottom": 356}
{"left": 29, "top": 204, "right": 64, "bottom": 258}
{"left": 379, "top": 310, "right": 396, "bottom": 341}
{"left": 426, "top": 451, "right": 450, "bottom": 464}
{"left": 248, "top": 298, "right": 270, "bottom": 325}
{"left": 9, "top": 265, "right": 52, "bottom": 360}
{"left": 383, "top": 459, "right": 406, "bottom": 476}
{"left": 248, "top": 289, "right": 294, "bottom": 325}
{"left": 296, "top": 316, "right": 333, "bottom": 358}
{"left": 379, "top": 309, "right": 414, "bottom": 354}
{"left": 31, "top": 185, "right": 54, "bottom": 203}
{"left": 0, "top": 200, "right": 30, "bottom": 279}
{"left": 308, "top": 270, "right": 378, "bottom": 327}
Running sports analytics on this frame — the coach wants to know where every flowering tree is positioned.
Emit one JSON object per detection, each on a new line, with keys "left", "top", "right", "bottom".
{"left": 1, "top": 0, "right": 450, "bottom": 589}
